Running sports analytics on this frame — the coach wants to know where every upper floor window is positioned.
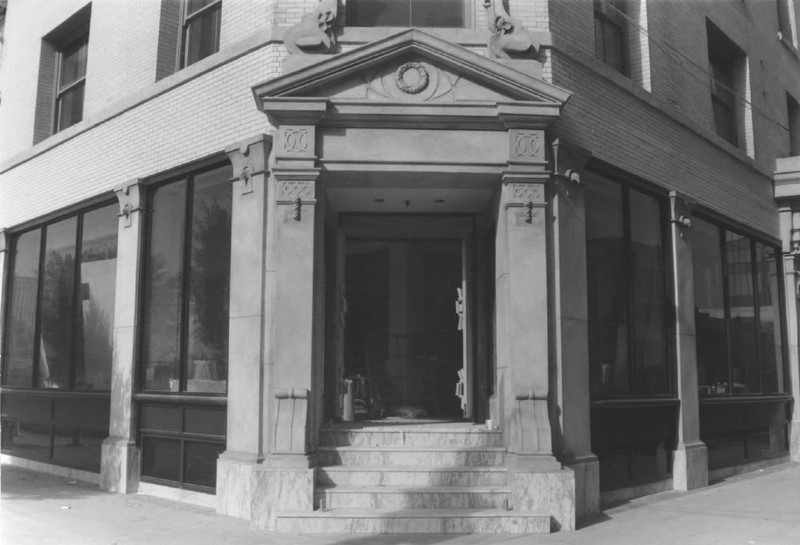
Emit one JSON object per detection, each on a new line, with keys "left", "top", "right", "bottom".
{"left": 777, "top": 0, "right": 798, "bottom": 48}
{"left": 593, "top": 0, "right": 628, "bottom": 75}
{"left": 181, "top": 0, "right": 221, "bottom": 68}
{"left": 54, "top": 30, "right": 89, "bottom": 133}
{"left": 141, "top": 163, "right": 232, "bottom": 395}
{"left": 3, "top": 202, "right": 118, "bottom": 390}
{"left": 788, "top": 93, "right": 800, "bottom": 155}
{"left": 33, "top": 4, "right": 91, "bottom": 143}
{"left": 707, "top": 21, "right": 748, "bottom": 150}
{"left": 347, "top": 0, "right": 466, "bottom": 28}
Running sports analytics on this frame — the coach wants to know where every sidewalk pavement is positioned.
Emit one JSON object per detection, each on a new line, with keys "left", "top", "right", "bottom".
{"left": 2, "top": 462, "right": 800, "bottom": 545}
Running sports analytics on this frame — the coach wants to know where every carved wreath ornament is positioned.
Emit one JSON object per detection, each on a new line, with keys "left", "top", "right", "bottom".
{"left": 394, "top": 62, "right": 429, "bottom": 94}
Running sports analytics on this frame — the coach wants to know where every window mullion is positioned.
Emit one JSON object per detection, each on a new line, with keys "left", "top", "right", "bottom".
{"left": 32, "top": 227, "right": 48, "bottom": 388}
{"left": 68, "top": 214, "right": 85, "bottom": 390}
{"left": 179, "top": 178, "right": 195, "bottom": 393}
{"left": 749, "top": 240, "right": 763, "bottom": 394}
{"left": 719, "top": 227, "right": 734, "bottom": 394}
{"left": 622, "top": 186, "right": 637, "bottom": 396}
{"left": 185, "top": 0, "right": 221, "bottom": 22}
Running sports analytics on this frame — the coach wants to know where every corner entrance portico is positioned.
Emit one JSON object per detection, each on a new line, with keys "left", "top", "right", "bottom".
{"left": 216, "top": 29, "right": 580, "bottom": 533}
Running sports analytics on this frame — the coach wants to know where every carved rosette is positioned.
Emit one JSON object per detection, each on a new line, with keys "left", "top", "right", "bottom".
{"left": 394, "top": 62, "right": 429, "bottom": 94}
{"left": 114, "top": 179, "right": 143, "bottom": 229}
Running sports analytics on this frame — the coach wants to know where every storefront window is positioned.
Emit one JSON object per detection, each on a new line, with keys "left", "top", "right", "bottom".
{"left": 586, "top": 176, "right": 671, "bottom": 399}
{"left": 693, "top": 218, "right": 785, "bottom": 396}
{"left": 141, "top": 164, "right": 231, "bottom": 394}
{"left": 1, "top": 202, "right": 117, "bottom": 472}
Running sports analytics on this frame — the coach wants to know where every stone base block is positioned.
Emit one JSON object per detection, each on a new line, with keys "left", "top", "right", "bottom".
{"left": 216, "top": 454, "right": 260, "bottom": 519}
{"left": 510, "top": 467, "right": 575, "bottom": 531}
{"left": 790, "top": 420, "right": 800, "bottom": 462}
{"left": 672, "top": 441, "right": 708, "bottom": 491}
{"left": 100, "top": 437, "right": 139, "bottom": 493}
{"left": 250, "top": 466, "right": 316, "bottom": 531}
{"left": 565, "top": 454, "right": 599, "bottom": 523}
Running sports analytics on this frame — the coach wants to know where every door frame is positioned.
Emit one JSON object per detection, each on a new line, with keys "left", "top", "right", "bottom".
{"left": 329, "top": 214, "right": 478, "bottom": 420}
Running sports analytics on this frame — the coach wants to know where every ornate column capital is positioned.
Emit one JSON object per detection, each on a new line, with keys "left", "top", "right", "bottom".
{"left": 113, "top": 178, "right": 144, "bottom": 229}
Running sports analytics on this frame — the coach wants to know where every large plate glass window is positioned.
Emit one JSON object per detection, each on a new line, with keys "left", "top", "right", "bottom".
{"left": 347, "top": 0, "right": 466, "bottom": 28}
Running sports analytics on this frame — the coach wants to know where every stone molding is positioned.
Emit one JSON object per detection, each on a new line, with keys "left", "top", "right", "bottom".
{"left": 483, "top": 0, "right": 539, "bottom": 60}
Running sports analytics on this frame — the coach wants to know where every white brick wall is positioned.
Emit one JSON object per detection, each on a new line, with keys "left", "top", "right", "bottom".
{"left": 0, "top": 44, "right": 281, "bottom": 228}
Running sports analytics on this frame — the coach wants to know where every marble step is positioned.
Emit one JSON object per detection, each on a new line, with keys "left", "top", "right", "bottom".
{"left": 315, "top": 485, "right": 510, "bottom": 509}
{"left": 317, "top": 465, "right": 509, "bottom": 487}
{"left": 274, "top": 508, "right": 551, "bottom": 534}
{"left": 316, "top": 446, "right": 506, "bottom": 467}
{"left": 319, "top": 428, "right": 502, "bottom": 448}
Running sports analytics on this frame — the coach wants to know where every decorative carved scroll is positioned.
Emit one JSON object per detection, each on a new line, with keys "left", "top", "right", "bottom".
{"left": 273, "top": 388, "right": 310, "bottom": 454}
{"left": 284, "top": 0, "right": 338, "bottom": 55}
{"left": 483, "top": 0, "right": 539, "bottom": 60}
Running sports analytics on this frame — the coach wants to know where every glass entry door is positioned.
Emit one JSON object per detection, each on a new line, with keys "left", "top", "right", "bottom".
{"left": 343, "top": 237, "right": 466, "bottom": 419}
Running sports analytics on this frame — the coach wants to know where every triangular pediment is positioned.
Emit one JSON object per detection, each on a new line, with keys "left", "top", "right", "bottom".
{"left": 253, "top": 29, "right": 570, "bottom": 126}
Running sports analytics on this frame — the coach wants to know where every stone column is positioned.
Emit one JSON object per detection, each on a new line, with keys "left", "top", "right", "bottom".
{"left": 550, "top": 139, "right": 598, "bottom": 521}
{"left": 101, "top": 179, "right": 144, "bottom": 493}
{"left": 250, "top": 124, "right": 319, "bottom": 530}
{"left": 0, "top": 231, "right": 8, "bottom": 355}
{"left": 669, "top": 191, "right": 708, "bottom": 491}
{"left": 779, "top": 205, "right": 800, "bottom": 461}
{"left": 216, "top": 134, "right": 272, "bottom": 518}
{"left": 497, "top": 129, "right": 574, "bottom": 531}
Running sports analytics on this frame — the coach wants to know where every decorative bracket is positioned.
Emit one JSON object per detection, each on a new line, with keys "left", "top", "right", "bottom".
{"left": 284, "top": 0, "right": 338, "bottom": 55}
{"left": 550, "top": 138, "right": 591, "bottom": 196}
{"left": 483, "top": 0, "right": 539, "bottom": 60}
{"left": 669, "top": 190, "right": 695, "bottom": 239}
{"left": 228, "top": 165, "right": 268, "bottom": 195}
{"left": 114, "top": 179, "right": 143, "bottom": 229}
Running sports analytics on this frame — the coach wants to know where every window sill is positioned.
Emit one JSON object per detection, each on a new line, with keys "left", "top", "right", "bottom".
{"left": 0, "top": 387, "right": 110, "bottom": 398}
{"left": 591, "top": 397, "right": 679, "bottom": 409}
{"left": 134, "top": 392, "right": 227, "bottom": 406}
{"left": 699, "top": 393, "right": 792, "bottom": 405}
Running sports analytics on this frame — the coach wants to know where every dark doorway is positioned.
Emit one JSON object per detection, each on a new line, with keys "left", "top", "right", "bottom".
{"left": 344, "top": 238, "right": 463, "bottom": 418}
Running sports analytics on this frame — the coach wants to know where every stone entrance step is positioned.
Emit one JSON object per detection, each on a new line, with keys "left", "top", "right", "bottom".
{"left": 316, "top": 446, "right": 506, "bottom": 466}
{"left": 274, "top": 508, "right": 551, "bottom": 534}
{"left": 319, "top": 427, "right": 503, "bottom": 448}
{"left": 317, "top": 465, "right": 509, "bottom": 487}
{"left": 316, "top": 485, "right": 510, "bottom": 509}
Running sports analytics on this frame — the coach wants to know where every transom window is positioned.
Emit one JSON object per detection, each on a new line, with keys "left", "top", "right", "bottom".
{"left": 347, "top": 0, "right": 466, "bottom": 28}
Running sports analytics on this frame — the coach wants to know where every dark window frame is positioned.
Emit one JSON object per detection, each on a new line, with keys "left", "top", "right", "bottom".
{"left": 138, "top": 161, "right": 232, "bottom": 397}
{"left": 693, "top": 215, "right": 788, "bottom": 398}
{"left": 707, "top": 20, "right": 746, "bottom": 148}
{"left": 179, "top": 0, "right": 222, "bottom": 69}
{"left": 593, "top": 0, "right": 629, "bottom": 76}
{"left": 1, "top": 200, "right": 118, "bottom": 392}
{"left": 585, "top": 172, "right": 675, "bottom": 402}
{"left": 53, "top": 27, "right": 89, "bottom": 134}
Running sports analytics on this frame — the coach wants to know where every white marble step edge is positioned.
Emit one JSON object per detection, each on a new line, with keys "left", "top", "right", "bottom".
{"left": 273, "top": 508, "right": 551, "bottom": 534}
{"left": 316, "top": 446, "right": 507, "bottom": 466}
{"left": 317, "top": 465, "right": 509, "bottom": 486}
{"left": 319, "top": 429, "right": 503, "bottom": 448}
{"left": 314, "top": 485, "right": 511, "bottom": 509}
